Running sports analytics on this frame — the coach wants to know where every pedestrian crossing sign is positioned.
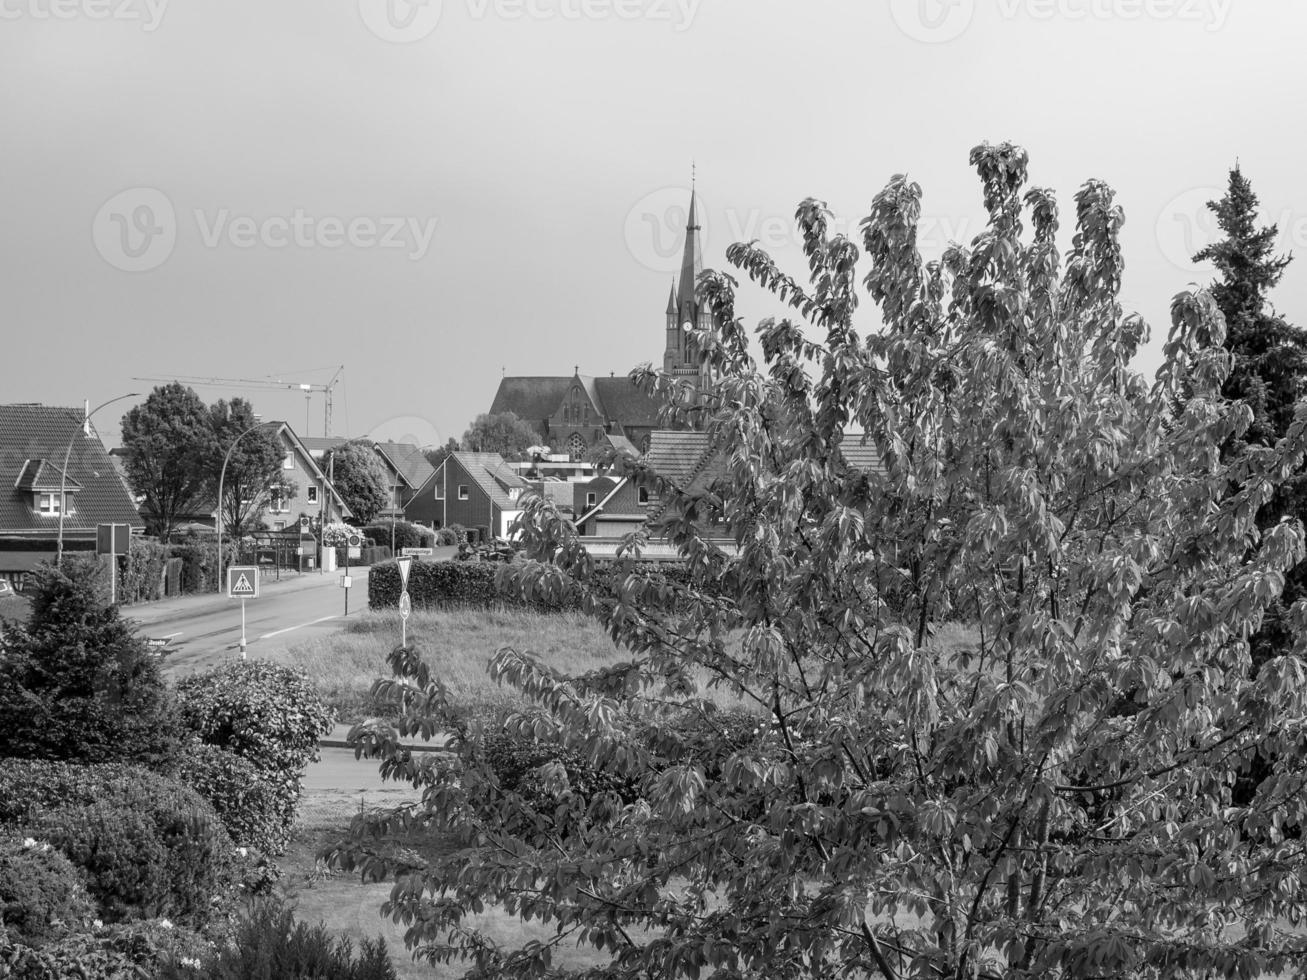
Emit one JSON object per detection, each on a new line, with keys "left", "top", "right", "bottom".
{"left": 227, "top": 566, "right": 260, "bottom": 599}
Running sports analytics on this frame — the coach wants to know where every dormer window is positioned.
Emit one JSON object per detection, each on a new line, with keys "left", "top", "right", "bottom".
{"left": 34, "top": 492, "right": 65, "bottom": 516}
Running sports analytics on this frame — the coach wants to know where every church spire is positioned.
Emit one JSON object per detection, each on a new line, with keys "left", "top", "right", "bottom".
{"left": 665, "top": 280, "right": 677, "bottom": 315}
{"left": 676, "top": 187, "right": 703, "bottom": 322}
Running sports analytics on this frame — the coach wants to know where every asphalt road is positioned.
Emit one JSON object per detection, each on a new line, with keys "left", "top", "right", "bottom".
{"left": 128, "top": 567, "right": 373, "bottom": 676}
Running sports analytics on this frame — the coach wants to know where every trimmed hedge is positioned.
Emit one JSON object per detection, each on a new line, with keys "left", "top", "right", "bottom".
{"left": 360, "top": 521, "right": 435, "bottom": 553}
{"left": 334, "top": 545, "right": 392, "bottom": 568}
{"left": 368, "top": 558, "right": 575, "bottom": 613}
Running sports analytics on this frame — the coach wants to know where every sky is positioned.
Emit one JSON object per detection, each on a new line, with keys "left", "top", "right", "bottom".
{"left": 4, "top": 0, "right": 1307, "bottom": 449}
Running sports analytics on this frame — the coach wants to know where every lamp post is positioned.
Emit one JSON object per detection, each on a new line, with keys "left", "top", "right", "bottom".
{"left": 215, "top": 421, "right": 271, "bottom": 594}
{"left": 56, "top": 393, "right": 140, "bottom": 568}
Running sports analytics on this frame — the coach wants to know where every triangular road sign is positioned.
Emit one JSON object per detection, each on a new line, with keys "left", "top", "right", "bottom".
{"left": 396, "top": 555, "right": 413, "bottom": 589}
{"left": 231, "top": 573, "right": 255, "bottom": 596}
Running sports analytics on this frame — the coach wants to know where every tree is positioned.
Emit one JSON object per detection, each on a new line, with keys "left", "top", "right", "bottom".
{"left": 461, "top": 411, "right": 540, "bottom": 459}
{"left": 0, "top": 556, "right": 178, "bottom": 769}
{"left": 334, "top": 144, "right": 1307, "bottom": 979}
{"left": 210, "top": 398, "right": 293, "bottom": 539}
{"left": 119, "top": 383, "right": 216, "bottom": 541}
{"left": 423, "top": 437, "right": 461, "bottom": 471}
{"left": 323, "top": 441, "right": 390, "bottom": 526}
{"left": 1195, "top": 169, "right": 1307, "bottom": 665}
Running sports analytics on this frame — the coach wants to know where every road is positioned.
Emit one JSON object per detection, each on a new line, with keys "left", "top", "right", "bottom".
{"left": 127, "top": 566, "right": 372, "bottom": 676}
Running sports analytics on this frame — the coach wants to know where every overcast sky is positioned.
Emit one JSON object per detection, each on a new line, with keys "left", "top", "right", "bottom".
{"left": 4, "top": 0, "right": 1306, "bottom": 448}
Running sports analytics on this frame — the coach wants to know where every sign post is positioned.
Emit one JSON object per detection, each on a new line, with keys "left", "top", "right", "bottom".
{"left": 396, "top": 555, "right": 413, "bottom": 647}
{"left": 226, "top": 565, "right": 259, "bottom": 657}
{"left": 96, "top": 523, "right": 131, "bottom": 605}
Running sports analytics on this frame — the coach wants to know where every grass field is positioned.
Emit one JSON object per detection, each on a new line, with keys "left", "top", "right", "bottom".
{"left": 282, "top": 606, "right": 751, "bottom": 724}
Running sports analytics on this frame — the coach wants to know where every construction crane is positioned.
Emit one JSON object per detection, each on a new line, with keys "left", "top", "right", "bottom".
{"left": 133, "top": 366, "right": 345, "bottom": 437}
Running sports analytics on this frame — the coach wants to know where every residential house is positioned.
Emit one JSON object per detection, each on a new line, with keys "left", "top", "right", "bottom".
{"left": 0, "top": 404, "right": 145, "bottom": 587}
{"left": 370, "top": 441, "right": 436, "bottom": 520}
{"left": 573, "top": 475, "right": 652, "bottom": 536}
{"left": 405, "top": 451, "right": 530, "bottom": 539}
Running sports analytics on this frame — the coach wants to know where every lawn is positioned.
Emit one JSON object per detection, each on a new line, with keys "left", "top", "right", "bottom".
{"left": 281, "top": 606, "right": 752, "bottom": 725}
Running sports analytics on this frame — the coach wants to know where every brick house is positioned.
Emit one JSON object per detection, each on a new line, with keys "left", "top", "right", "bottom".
{"left": 0, "top": 404, "right": 145, "bottom": 587}
{"left": 405, "top": 451, "right": 531, "bottom": 539}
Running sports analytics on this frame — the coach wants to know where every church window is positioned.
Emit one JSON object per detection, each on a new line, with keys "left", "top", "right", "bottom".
{"left": 567, "top": 433, "right": 587, "bottom": 462}
{"left": 638, "top": 486, "right": 649, "bottom": 505}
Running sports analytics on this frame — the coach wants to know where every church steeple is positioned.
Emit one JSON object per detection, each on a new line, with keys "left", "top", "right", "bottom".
{"left": 676, "top": 189, "right": 703, "bottom": 328}
{"left": 665, "top": 281, "right": 677, "bottom": 317}
{"left": 662, "top": 180, "right": 716, "bottom": 388}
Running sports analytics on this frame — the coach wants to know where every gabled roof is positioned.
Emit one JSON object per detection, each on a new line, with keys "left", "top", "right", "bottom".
{"left": 271, "top": 423, "right": 353, "bottom": 518}
{"left": 576, "top": 477, "right": 629, "bottom": 526}
{"left": 15, "top": 459, "right": 82, "bottom": 493}
{"left": 593, "top": 376, "right": 665, "bottom": 427}
{"left": 300, "top": 436, "right": 348, "bottom": 457}
{"left": 489, "top": 377, "right": 573, "bottom": 423}
{"left": 646, "top": 430, "right": 718, "bottom": 490}
{"left": 448, "top": 451, "right": 531, "bottom": 510}
{"left": 372, "top": 441, "right": 436, "bottom": 490}
{"left": 0, "top": 404, "right": 143, "bottom": 534}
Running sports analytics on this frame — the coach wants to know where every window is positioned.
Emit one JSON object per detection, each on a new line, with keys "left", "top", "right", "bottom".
{"left": 458, "top": 485, "right": 469, "bottom": 500}
{"left": 283, "top": 452, "right": 294, "bottom": 470}
{"left": 434, "top": 480, "right": 445, "bottom": 500}
{"left": 567, "top": 433, "right": 587, "bottom": 462}
{"left": 269, "top": 491, "right": 287, "bottom": 513}
{"left": 34, "top": 492, "right": 62, "bottom": 516}
{"left": 585, "top": 492, "right": 597, "bottom": 507}
{"left": 307, "top": 485, "right": 319, "bottom": 504}
{"left": 274, "top": 521, "right": 285, "bottom": 530}
{"left": 638, "top": 486, "right": 649, "bottom": 504}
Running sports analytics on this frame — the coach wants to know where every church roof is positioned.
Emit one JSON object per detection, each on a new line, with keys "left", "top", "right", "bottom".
{"left": 665, "top": 282, "right": 677, "bottom": 315}
{"left": 593, "top": 377, "right": 664, "bottom": 427}
{"left": 489, "top": 377, "right": 573, "bottom": 422}
{"left": 676, "top": 189, "right": 704, "bottom": 320}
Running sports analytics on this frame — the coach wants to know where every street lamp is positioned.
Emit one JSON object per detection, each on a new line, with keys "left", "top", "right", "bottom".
{"left": 56, "top": 393, "right": 140, "bottom": 567}
{"left": 215, "top": 421, "right": 271, "bottom": 594}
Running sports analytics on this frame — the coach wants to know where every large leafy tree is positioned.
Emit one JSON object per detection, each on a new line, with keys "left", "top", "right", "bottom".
{"left": 323, "top": 440, "right": 390, "bottom": 526}
{"left": 461, "top": 411, "right": 540, "bottom": 459}
{"left": 209, "top": 398, "right": 293, "bottom": 539}
{"left": 336, "top": 145, "right": 1307, "bottom": 979}
{"left": 119, "top": 383, "right": 216, "bottom": 541}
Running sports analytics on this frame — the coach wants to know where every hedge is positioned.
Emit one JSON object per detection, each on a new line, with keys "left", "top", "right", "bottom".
{"left": 368, "top": 557, "right": 722, "bottom": 614}
{"left": 360, "top": 521, "right": 435, "bottom": 553}
{"left": 334, "top": 545, "right": 391, "bottom": 568}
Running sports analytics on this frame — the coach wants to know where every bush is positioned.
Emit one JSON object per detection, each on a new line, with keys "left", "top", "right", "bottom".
{"left": 361, "top": 521, "right": 435, "bottom": 553}
{"left": 369, "top": 558, "right": 575, "bottom": 613}
{"left": 160, "top": 898, "right": 397, "bottom": 980}
{"left": 118, "top": 538, "right": 168, "bottom": 606}
{"left": 177, "top": 742, "right": 285, "bottom": 854}
{"left": 0, "top": 760, "right": 235, "bottom": 927}
{"left": 0, "top": 834, "right": 94, "bottom": 946}
{"left": 175, "top": 660, "right": 334, "bottom": 854}
{"left": 0, "top": 561, "right": 180, "bottom": 769}
{"left": 435, "top": 526, "right": 461, "bottom": 546}
{"left": 335, "top": 545, "right": 392, "bottom": 567}
{"left": 320, "top": 522, "right": 354, "bottom": 548}
{"left": 0, "top": 919, "right": 210, "bottom": 980}
{"left": 168, "top": 538, "right": 236, "bottom": 595}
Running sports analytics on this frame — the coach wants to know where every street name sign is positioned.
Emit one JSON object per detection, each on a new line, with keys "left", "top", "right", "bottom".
{"left": 401, "top": 547, "right": 433, "bottom": 557}
{"left": 227, "top": 566, "right": 260, "bottom": 599}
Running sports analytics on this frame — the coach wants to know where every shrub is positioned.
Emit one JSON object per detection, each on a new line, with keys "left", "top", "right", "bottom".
{"left": 177, "top": 741, "right": 286, "bottom": 854}
{"left": 435, "top": 526, "right": 461, "bottom": 546}
{"left": 168, "top": 538, "right": 237, "bottom": 595}
{"left": 321, "top": 522, "right": 354, "bottom": 548}
{"left": 0, "top": 834, "right": 94, "bottom": 946}
{"left": 118, "top": 538, "right": 169, "bottom": 606}
{"left": 159, "top": 898, "right": 397, "bottom": 980}
{"left": 0, "top": 760, "right": 235, "bottom": 926}
{"left": 175, "top": 660, "right": 334, "bottom": 854}
{"left": 0, "top": 919, "right": 210, "bottom": 980}
{"left": 369, "top": 558, "right": 575, "bottom": 613}
{"left": 361, "top": 521, "right": 434, "bottom": 553}
{"left": 0, "top": 561, "right": 180, "bottom": 768}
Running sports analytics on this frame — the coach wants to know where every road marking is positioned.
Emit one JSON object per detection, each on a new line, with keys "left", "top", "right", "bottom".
{"left": 258, "top": 614, "right": 338, "bottom": 641}
{"left": 160, "top": 631, "right": 183, "bottom": 639}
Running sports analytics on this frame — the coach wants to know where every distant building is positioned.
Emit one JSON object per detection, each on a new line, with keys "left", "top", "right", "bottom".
{"left": 405, "top": 450, "right": 531, "bottom": 539}
{"left": 488, "top": 187, "right": 717, "bottom": 461}
{"left": 0, "top": 404, "right": 145, "bottom": 588}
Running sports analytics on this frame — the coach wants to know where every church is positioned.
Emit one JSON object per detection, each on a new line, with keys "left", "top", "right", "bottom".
{"left": 488, "top": 187, "right": 716, "bottom": 461}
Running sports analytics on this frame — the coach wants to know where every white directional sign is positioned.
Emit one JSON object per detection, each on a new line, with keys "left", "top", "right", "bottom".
{"left": 227, "top": 566, "right": 260, "bottom": 599}
{"left": 401, "top": 547, "right": 433, "bottom": 558}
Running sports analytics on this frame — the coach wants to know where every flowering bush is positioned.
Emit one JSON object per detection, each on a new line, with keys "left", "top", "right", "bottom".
{"left": 320, "top": 522, "right": 355, "bottom": 548}
{"left": 0, "top": 834, "right": 94, "bottom": 946}
{"left": 0, "top": 917, "right": 210, "bottom": 980}
{"left": 174, "top": 660, "right": 333, "bottom": 855}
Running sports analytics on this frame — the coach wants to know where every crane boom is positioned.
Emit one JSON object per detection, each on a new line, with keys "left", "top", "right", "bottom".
{"left": 132, "top": 366, "right": 345, "bottom": 437}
